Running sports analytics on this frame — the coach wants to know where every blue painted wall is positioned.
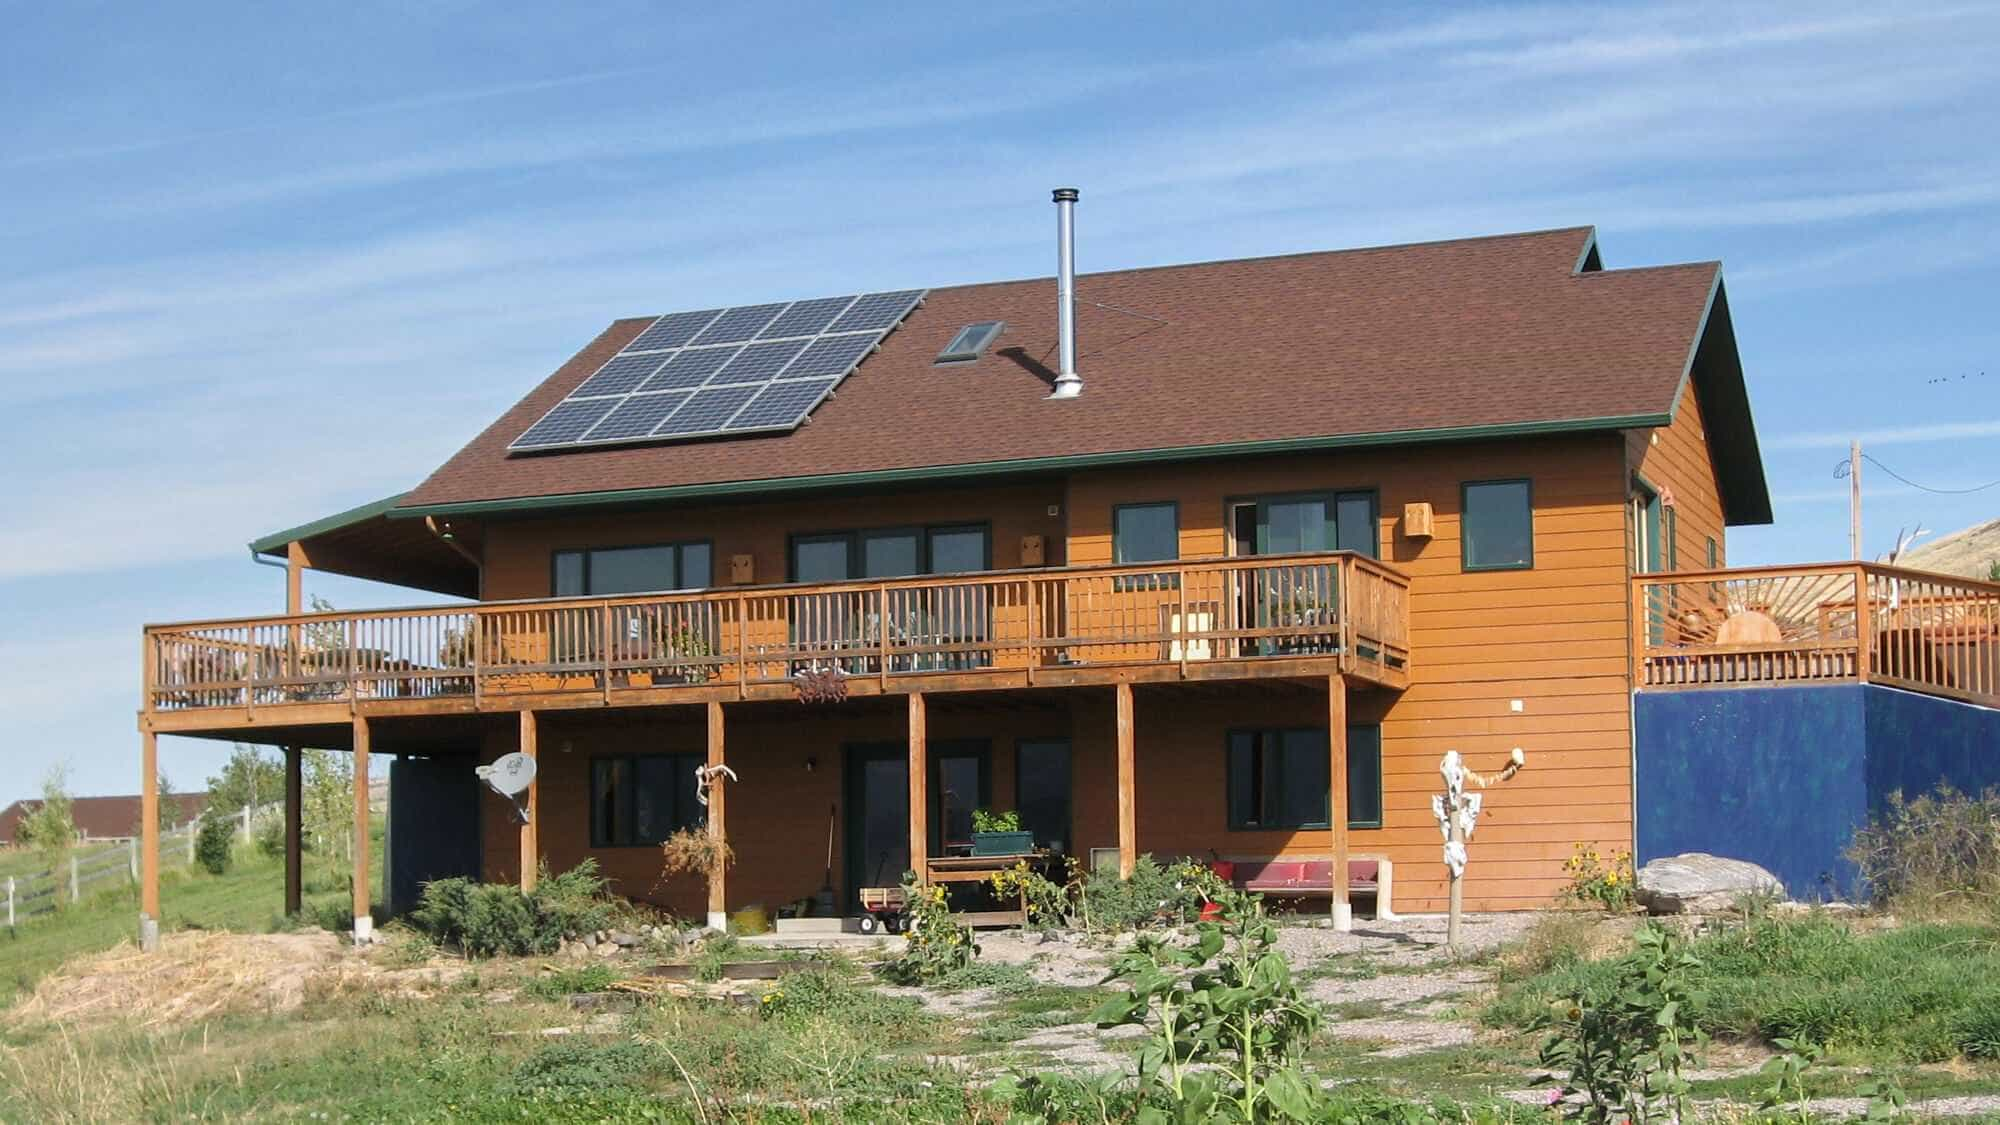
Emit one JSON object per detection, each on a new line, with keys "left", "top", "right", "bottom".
{"left": 1636, "top": 685, "right": 2000, "bottom": 900}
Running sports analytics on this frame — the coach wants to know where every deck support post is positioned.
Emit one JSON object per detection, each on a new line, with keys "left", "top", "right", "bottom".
{"left": 352, "top": 715, "right": 372, "bottom": 945}
{"left": 1328, "top": 674, "right": 1352, "bottom": 932}
{"left": 706, "top": 700, "right": 727, "bottom": 931}
{"left": 139, "top": 729, "right": 160, "bottom": 951}
{"left": 908, "top": 693, "right": 928, "bottom": 886}
{"left": 1115, "top": 682, "right": 1136, "bottom": 879}
{"left": 518, "top": 710, "right": 539, "bottom": 893}
{"left": 284, "top": 746, "right": 303, "bottom": 916}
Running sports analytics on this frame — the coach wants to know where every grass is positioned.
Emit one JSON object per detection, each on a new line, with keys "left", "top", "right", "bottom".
{"left": 0, "top": 832, "right": 382, "bottom": 1010}
{"left": 1484, "top": 912, "right": 2000, "bottom": 1064}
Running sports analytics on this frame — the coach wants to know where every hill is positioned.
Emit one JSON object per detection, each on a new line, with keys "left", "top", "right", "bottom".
{"left": 1902, "top": 517, "right": 2000, "bottom": 580}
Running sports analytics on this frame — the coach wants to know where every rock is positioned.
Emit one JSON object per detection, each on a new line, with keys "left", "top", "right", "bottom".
{"left": 609, "top": 931, "right": 639, "bottom": 948}
{"left": 1636, "top": 853, "right": 1784, "bottom": 914}
{"left": 594, "top": 941, "right": 620, "bottom": 957}
{"left": 563, "top": 942, "right": 589, "bottom": 960}
{"left": 582, "top": 933, "right": 599, "bottom": 949}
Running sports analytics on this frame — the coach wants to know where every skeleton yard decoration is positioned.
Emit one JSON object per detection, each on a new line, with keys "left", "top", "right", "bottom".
{"left": 1432, "top": 747, "right": 1527, "bottom": 952}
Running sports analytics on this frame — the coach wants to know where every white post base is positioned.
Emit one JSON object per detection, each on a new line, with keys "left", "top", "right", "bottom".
{"left": 1332, "top": 902, "right": 1354, "bottom": 932}
{"left": 139, "top": 913, "right": 160, "bottom": 952}
{"left": 706, "top": 911, "right": 728, "bottom": 934}
{"left": 353, "top": 915, "right": 374, "bottom": 946}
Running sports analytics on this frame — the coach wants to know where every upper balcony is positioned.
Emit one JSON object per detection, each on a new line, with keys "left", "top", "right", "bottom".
{"left": 141, "top": 551, "right": 1410, "bottom": 732}
{"left": 1632, "top": 562, "right": 2000, "bottom": 707}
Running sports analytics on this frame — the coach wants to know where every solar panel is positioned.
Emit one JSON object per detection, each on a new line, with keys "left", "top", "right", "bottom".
{"left": 726, "top": 377, "right": 839, "bottom": 432}
{"left": 508, "top": 287, "right": 925, "bottom": 453}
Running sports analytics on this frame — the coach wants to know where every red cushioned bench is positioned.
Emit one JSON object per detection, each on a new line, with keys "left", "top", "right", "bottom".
{"left": 1224, "top": 855, "right": 1397, "bottom": 919}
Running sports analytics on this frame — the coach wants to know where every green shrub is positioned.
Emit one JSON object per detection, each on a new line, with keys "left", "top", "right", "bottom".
{"left": 523, "top": 963, "right": 617, "bottom": 1000}
{"left": 253, "top": 815, "right": 291, "bottom": 860}
{"left": 1080, "top": 854, "right": 1215, "bottom": 931}
{"left": 1848, "top": 785, "right": 2000, "bottom": 916}
{"left": 410, "top": 859, "right": 613, "bottom": 957}
{"left": 194, "top": 814, "right": 235, "bottom": 875}
{"left": 502, "top": 1039, "right": 655, "bottom": 1101}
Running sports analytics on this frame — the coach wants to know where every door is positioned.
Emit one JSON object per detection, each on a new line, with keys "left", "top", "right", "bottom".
{"left": 1633, "top": 481, "right": 1666, "bottom": 643}
{"left": 1015, "top": 739, "right": 1072, "bottom": 854}
{"left": 1230, "top": 492, "right": 1375, "bottom": 655}
{"left": 843, "top": 743, "right": 909, "bottom": 903}
{"left": 842, "top": 739, "right": 991, "bottom": 904}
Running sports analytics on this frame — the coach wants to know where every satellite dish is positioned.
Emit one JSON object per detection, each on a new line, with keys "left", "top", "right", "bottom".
{"left": 477, "top": 752, "right": 538, "bottom": 824}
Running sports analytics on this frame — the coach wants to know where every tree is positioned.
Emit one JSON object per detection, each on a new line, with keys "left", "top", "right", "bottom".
{"left": 205, "top": 744, "right": 283, "bottom": 816}
{"left": 17, "top": 766, "right": 77, "bottom": 908}
{"left": 195, "top": 813, "right": 234, "bottom": 875}
{"left": 300, "top": 748, "right": 353, "bottom": 881}
{"left": 1988, "top": 559, "right": 2000, "bottom": 582}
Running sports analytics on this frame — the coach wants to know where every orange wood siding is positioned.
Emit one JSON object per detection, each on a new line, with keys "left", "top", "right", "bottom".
{"left": 1629, "top": 380, "right": 1727, "bottom": 570}
{"left": 1063, "top": 437, "right": 1635, "bottom": 911}
{"left": 480, "top": 482, "right": 1067, "bottom": 601}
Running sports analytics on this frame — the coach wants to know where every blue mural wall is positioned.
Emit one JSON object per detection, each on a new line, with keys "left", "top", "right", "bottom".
{"left": 1636, "top": 685, "right": 2000, "bottom": 900}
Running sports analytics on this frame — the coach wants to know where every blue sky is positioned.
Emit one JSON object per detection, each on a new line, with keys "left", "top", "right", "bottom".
{"left": 3, "top": 2, "right": 1997, "bottom": 806}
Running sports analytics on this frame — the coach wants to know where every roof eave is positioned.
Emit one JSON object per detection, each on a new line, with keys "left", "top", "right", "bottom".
{"left": 249, "top": 492, "right": 414, "bottom": 557}
{"left": 390, "top": 413, "right": 1666, "bottom": 519}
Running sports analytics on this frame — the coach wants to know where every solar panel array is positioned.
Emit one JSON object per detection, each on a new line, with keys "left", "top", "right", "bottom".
{"left": 509, "top": 289, "right": 926, "bottom": 453}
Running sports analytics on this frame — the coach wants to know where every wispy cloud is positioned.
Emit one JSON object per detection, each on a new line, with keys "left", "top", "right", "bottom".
{"left": 1765, "top": 419, "right": 2000, "bottom": 451}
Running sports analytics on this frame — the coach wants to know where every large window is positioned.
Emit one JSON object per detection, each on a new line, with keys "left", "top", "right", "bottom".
{"left": 1226, "top": 725, "right": 1383, "bottom": 830}
{"left": 788, "top": 524, "right": 990, "bottom": 581}
{"left": 1231, "top": 491, "right": 1378, "bottom": 558}
{"left": 1461, "top": 480, "right": 1534, "bottom": 571}
{"left": 590, "top": 753, "right": 704, "bottom": 847}
{"left": 1113, "top": 502, "right": 1179, "bottom": 564}
{"left": 1015, "top": 739, "right": 1072, "bottom": 852}
{"left": 554, "top": 542, "right": 712, "bottom": 596}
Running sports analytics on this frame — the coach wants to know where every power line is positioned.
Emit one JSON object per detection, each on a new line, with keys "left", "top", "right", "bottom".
{"left": 1833, "top": 452, "right": 2000, "bottom": 496}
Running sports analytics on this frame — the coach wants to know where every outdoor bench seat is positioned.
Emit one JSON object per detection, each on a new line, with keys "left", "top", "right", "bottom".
{"left": 1224, "top": 855, "right": 1397, "bottom": 919}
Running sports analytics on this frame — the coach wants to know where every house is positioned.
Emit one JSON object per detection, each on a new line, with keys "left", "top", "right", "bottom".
{"left": 0, "top": 793, "right": 207, "bottom": 845}
{"left": 133, "top": 199, "right": 1983, "bottom": 945}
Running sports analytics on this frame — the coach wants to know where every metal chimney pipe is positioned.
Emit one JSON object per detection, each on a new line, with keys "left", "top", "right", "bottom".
{"left": 1047, "top": 187, "right": 1083, "bottom": 400}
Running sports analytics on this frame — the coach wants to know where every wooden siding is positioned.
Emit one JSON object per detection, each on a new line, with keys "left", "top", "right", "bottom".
{"left": 1629, "top": 380, "right": 1726, "bottom": 570}
{"left": 1063, "top": 436, "right": 1637, "bottom": 911}
{"left": 481, "top": 482, "right": 1066, "bottom": 600}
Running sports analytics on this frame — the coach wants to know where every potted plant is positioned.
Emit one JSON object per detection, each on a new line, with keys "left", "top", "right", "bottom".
{"left": 969, "top": 809, "right": 1033, "bottom": 857}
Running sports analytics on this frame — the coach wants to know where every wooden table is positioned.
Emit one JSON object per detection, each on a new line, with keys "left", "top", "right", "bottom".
{"left": 925, "top": 852, "right": 1042, "bottom": 928}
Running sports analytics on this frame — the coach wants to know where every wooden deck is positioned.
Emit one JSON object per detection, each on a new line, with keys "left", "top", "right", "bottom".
{"left": 1632, "top": 562, "right": 2000, "bottom": 707}
{"left": 140, "top": 551, "right": 1410, "bottom": 733}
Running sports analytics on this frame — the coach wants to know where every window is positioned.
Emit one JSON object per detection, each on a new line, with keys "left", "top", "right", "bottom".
{"left": 1231, "top": 491, "right": 1379, "bottom": 558}
{"left": 1707, "top": 536, "right": 1718, "bottom": 568}
{"left": 1461, "top": 480, "right": 1533, "bottom": 571}
{"left": 789, "top": 524, "right": 991, "bottom": 581}
{"left": 554, "top": 542, "right": 712, "bottom": 596}
{"left": 935, "top": 321, "right": 1004, "bottom": 364}
{"left": 1226, "top": 726, "right": 1382, "bottom": 830}
{"left": 590, "top": 753, "right": 704, "bottom": 847}
{"left": 1113, "top": 502, "right": 1178, "bottom": 564}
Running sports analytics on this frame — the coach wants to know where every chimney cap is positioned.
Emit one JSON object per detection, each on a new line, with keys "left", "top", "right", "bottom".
{"left": 1052, "top": 187, "right": 1079, "bottom": 203}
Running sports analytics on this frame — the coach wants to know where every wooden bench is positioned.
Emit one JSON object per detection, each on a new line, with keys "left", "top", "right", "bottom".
{"left": 1223, "top": 855, "right": 1397, "bottom": 920}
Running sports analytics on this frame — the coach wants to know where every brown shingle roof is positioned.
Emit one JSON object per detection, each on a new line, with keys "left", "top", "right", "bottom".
{"left": 0, "top": 794, "right": 208, "bottom": 843}
{"left": 392, "top": 226, "right": 1747, "bottom": 516}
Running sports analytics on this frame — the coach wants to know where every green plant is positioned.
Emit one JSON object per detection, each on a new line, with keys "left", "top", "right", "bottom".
{"left": 1532, "top": 923, "right": 1706, "bottom": 1123}
{"left": 1087, "top": 889, "right": 1322, "bottom": 1121}
{"left": 1848, "top": 785, "right": 2000, "bottom": 916}
{"left": 1558, "top": 843, "right": 1636, "bottom": 912}
{"left": 252, "top": 814, "right": 292, "bottom": 860}
{"left": 523, "top": 963, "right": 617, "bottom": 999}
{"left": 987, "top": 860, "right": 1074, "bottom": 930}
{"left": 1082, "top": 854, "right": 1212, "bottom": 931}
{"left": 1756, "top": 1036, "right": 1824, "bottom": 1122}
{"left": 194, "top": 815, "right": 235, "bottom": 876}
{"left": 409, "top": 859, "right": 613, "bottom": 956}
{"left": 884, "top": 881, "right": 977, "bottom": 983}
{"left": 970, "top": 808, "right": 1021, "bottom": 833}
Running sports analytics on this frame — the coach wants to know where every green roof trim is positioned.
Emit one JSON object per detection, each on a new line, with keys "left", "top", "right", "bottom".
{"left": 250, "top": 492, "right": 414, "bottom": 556}
{"left": 389, "top": 414, "right": 1670, "bottom": 520}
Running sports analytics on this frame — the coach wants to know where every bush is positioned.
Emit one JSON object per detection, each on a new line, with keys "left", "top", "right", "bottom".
{"left": 1080, "top": 854, "right": 1214, "bottom": 931}
{"left": 410, "top": 859, "right": 614, "bottom": 957}
{"left": 884, "top": 882, "right": 977, "bottom": 983}
{"left": 194, "top": 815, "right": 235, "bottom": 876}
{"left": 253, "top": 815, "right": 293, "bottom": 860}
{"left": 1558, "top": 842, "right": 1636, "bottom": 912}
{"left": 1848, "top": 785, "right": 2000, "bottom": 916}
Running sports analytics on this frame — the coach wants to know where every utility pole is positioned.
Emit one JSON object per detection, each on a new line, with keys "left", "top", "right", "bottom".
{"left": 1850, "top": 439, "right": 1863, "bottom": 560}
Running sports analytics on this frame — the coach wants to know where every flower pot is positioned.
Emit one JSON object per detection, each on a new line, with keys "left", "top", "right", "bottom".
{"left": 970, "top": 830, "right": 1034, "bottom": 856}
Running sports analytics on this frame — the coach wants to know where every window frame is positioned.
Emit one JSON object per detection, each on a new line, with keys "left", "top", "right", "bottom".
{"left": 1224, "top": 724, "right": 1383, "bottom": 831}
{"left": 588, "top": 751, "right": 706, "bottom": 848}
{"left": 1224, "top": 488, "right": 1381, "bottom": 559}
{"left": 1112, "top": 501, "right": 1180, "bottom": 565}
{"left": 786, "top": 522, "right": 994, "bottom": 582}
{"left": 934, "top": 320, "right": 1005, "bottom": 365}
{"left": 1459, "top": 478, "right": 1535, "bottom": 572}
{"left": 551, "top": 540, "right": 714, "bottom": 597}
{"left": 1706, "top": 536, "right": 1718, "bottom": 569}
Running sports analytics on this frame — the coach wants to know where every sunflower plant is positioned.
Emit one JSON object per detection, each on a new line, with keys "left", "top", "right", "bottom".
{"left": 1560, "top": 842, "right": 1637, "bottom": 912}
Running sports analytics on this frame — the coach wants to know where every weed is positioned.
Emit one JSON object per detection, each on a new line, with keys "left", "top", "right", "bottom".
{"left": 1848, "top": 785, "right": 2000, "bottom": 917}
{"left": 523, "top": 963, "right": 618, "bottom": 1000}
{"left": 374, "top": 925, "right": 438, "bottom": 968}
{"left": 1531, "top": 923, "right": 1707, "bottom": 1123}
{"left": 884, "top": 882, "right": 978, "bottom": 983}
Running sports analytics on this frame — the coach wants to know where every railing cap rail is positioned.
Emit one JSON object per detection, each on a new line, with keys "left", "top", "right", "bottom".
{"left": 1632, "top": 560, "right": 2000, "bottom": 592}
{"left": 143, "top": 550, "right": 1411, "bottom": 634}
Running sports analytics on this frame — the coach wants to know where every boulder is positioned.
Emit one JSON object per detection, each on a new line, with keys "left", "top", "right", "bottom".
{"left": 1636, "top": 853, "right": 1784, "bottom": 914}
{"left": 609, "top": 930, "right": 639, "bottom": 948}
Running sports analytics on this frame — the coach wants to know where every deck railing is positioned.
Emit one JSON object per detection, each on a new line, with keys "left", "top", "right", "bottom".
{"left": 144, "top": 551, "right": 1410, "bottom": 714}
{"left": 1633, "top": 562, "right": 2000, "bottom": 707}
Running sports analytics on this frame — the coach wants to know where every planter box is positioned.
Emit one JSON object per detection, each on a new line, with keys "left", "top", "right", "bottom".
{"left": 970, "top": 830, "right": 1034, "bottom": 857}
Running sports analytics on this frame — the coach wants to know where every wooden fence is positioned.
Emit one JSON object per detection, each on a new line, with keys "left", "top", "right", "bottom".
{"left": 1633, "top": 562, "right": 2000, "bottom": 707}
{"left": 3, "top": 802, "right": 279, "bottom": 928}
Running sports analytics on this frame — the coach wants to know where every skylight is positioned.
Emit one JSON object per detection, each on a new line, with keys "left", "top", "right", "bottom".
{"left": 935, "top": 320, "right": 1004, "bottom": 365}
